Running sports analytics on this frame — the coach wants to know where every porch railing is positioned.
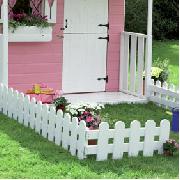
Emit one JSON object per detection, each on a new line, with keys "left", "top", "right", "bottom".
{"left": 119, "top": 31, "right": 148, "bottom": 97}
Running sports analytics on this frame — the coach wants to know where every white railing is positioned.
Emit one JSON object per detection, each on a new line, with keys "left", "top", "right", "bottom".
{"left": 149, "top": 80, "right": 179, "bottom": 109}
{"left": 0, "top": 84, "right": 170, "bottom": 161}
{"left": 120, "top": 32, "right": 148, "bottom": 97}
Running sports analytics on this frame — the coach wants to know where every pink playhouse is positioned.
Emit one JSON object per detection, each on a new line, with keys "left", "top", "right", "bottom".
{"left": 0, "top": 0, "right": 153, "bottom": 102}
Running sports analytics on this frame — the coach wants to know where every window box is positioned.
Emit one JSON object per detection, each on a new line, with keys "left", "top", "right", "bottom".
{"left": 8, "top": 26, "right": 53, "bottom": 42}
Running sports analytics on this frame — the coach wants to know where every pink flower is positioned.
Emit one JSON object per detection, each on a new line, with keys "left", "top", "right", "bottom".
{"left": 86, "top": 116, "right": 93, "bottom": 123}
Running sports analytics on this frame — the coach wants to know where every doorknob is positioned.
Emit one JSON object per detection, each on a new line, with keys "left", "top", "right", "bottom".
{"left": 56, "top": 35, "right": 64, "bottom": 39}
{"left": 98, "top": 23, "right": 109, "bottom": 29}
{"left": 60, "top": 19, "right": 68, "bottom": 30}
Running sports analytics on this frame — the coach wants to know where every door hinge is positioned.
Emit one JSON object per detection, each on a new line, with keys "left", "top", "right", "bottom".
{"left": 97, "top": 75, "right": 108, "bottom": 83}
{"left": 98, "top": 36, "right": 109, "bottom": 42}
{"left": 98, "top": 23, "right": 109, "bottom": 29}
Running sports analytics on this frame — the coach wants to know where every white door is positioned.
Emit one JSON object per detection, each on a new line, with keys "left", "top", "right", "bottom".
{"left": 62, "top": 0, "right": 108, "bottom": 93}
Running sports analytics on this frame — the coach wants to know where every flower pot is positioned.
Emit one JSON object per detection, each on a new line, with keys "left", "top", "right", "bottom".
{"left": 163, "top": 150, "right": 173, "bottom": 156}
{"left": 88, "top": 139, "right": 97, "bottom": 145}
{"left": 9, "top": 26, "right": 53, "bottom": 42}
{"left": 56, "top": 104, "right": 65, "bottom": 112}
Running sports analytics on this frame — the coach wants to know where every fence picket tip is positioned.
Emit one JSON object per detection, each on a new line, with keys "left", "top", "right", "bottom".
{"left": 115, "top": 121, "right": 125, "bottom": 128}
{"left": 99, "top": 122, "right": 109, "bottom": 129}
{"left": 57, "top": 109, "right": 63, "bottom": 116}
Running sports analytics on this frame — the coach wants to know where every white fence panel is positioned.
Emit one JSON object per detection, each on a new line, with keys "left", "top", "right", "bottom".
{"left": 149, "top": 80, "right": 179, "bottom": 109}
{"left": 0, "top": 84, "right": 171, "bottom": 161}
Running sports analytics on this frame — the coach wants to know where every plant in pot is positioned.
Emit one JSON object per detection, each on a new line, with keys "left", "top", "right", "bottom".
{"left": 163, "top": 139, "right": 179, "bottom": 156}
{"left": 143, "top": 58, "right": 169, "bottom": 94}
{"left": 53, "top": 97, "right": 70, "bottom": 113}
{"left": 9, "top": 13, "right": 51, "bottom": 32}
{"left": 66, "top": 102, "right": 104, "bottom": 145}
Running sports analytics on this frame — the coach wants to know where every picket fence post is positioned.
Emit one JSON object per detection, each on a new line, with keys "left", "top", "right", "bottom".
{"left": 54, "top": 109, "right": 63, "bottom": 145}
{"left": 129, "top": 120, "right": 141, "bottom": 157}
{"left": 0, "top": 84, "right": 4, "bottom": 112}
{"left": 29, "top": 97, "right": 37, "bottom": 129}
{"left": 48, "top": 106, "right": 56, "bottom": 142}
{"left": 97, "top": 122, "right": 109, "bottom": 161}
{"left": 62, "top": 113, "right": 71, "bottom": 149}
{"left": 7, "top": 88, "right": 14, "bottom": 118}
{"left": 158, "top": 119, "right": 170, "bottom": 154}
{"left": 23, "top": 95, "right": 31, "bottom": 127}
{"left": 112, "top": 121, "right": 126, "bottom": 159}
{"left": 41, "top": 104, "right": 49, "bottom": 138}
{"left": 12, "top": 90, "right": 19, "bottom": 120}
{"left": 69, "top": 117, "right": 79, "bottom": 156}
{"left": 35, "top": 101, "right": 42, "bottom": 134}
{"left": 2, "top": 85, "right": 8, "bottom": 115}
{"left": 143, "top": 120, "right": 156, "bottom": 156}
{"left": 77, "top": 120, "right": 86, "bottom": 160}
{"left": 18, "top": 93, "right": 25, "bottom": 124}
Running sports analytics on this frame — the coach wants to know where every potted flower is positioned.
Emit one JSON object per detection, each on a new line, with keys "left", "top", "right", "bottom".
{"left": 9, "top": 13, "right": 52, "bottom": 42}
{"left": 163, "top": 139, "right": 179, "bottom": 156}
{"left": 143, "top": 58, "right": 169, "bottom": 94}
{"left": 66, "top": 102, "right": 104, "bottom": 145}
{"left": 53, "top": 97, "right": 70, "bottom": 113}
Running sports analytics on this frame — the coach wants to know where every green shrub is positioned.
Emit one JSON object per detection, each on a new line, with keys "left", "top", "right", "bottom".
{"left": 125, "top": 0, "right": 179, "bottom": 40}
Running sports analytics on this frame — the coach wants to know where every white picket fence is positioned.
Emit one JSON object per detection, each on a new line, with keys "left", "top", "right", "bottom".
{"left": 0, "top": 84, "right": 171, "bottom": 161}
{"left": 149, "top": 80, "right": 179, "bottom": 109}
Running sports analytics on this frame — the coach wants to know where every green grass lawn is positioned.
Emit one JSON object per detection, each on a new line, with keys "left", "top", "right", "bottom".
{"left": 153, "top": 40, "right": 179, "bottom": 86}
{"left": 0, "top": 102, "right": 179, "bottom": 179}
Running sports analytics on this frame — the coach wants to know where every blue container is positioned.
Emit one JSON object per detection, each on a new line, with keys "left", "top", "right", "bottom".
{"left": 172, "top": 108, "right": 179, "bottom": 132}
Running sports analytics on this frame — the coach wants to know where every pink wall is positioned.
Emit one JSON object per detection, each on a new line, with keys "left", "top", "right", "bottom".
{"left": 8, "top": 0, "right": 124, "bottom": 93}
{"left": 8, "top": 0, "right": 64, "bottom": 92}
{"left": 106, "top": 0, "right": 125, "bottom": 91}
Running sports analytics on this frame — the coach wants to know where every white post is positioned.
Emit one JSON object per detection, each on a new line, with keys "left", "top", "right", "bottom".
{"left": 145, "top": 0, "right": 153, "bottom": 97}
{"left": 1, "top": 0, "right": 8, "bottom": 86}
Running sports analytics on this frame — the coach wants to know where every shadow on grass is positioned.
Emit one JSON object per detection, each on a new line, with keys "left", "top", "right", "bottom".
{"left": 0, "top": 112, "right": 179, "bottom": 179}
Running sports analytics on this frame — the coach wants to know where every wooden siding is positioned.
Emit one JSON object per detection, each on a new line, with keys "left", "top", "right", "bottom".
{"left": 106, "top": 0, "right": 125, "bottom": 91}
{"left": 8, "top": 0, "right": 64, "bottom": 92}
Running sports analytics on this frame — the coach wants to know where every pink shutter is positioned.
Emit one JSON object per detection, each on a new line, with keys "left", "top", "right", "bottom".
{"left": 0, "top": 0, "right": 3, "bottom": 7}
{"left": 9, "top": 0, "right": 17, "bottom": 19}
{"left": 9, "top": 0, "right": 17, "bottom": 7}
{"left": 48, "top": 0, "right": 54, "bottom": 7}
{"left": 30, "top": 0, "right": 42, "bottom": 16}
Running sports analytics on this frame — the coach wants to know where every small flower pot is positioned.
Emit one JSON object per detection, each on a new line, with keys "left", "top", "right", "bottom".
{"left": 56, "top": 104, "right": 65, "bottom": 112}
{"left": 88, "top": 139, "right": 97, "bottom": 145}
{"left": 163, "top": 150, "right": 173, "bottom": 156}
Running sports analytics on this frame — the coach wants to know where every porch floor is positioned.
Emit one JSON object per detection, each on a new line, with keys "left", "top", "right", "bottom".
{"left": 63, "top": 92, "right": 147, "bottom": 105}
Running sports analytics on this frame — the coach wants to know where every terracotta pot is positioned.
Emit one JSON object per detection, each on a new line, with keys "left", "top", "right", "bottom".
{"left": 163, "top": 150, "right": 173, "bottom": 156}
{"left": 56, "top": 104, "right": 65, "bottom": 112}
{"left": 88, "top": 139, "right": 97, "bottom": 145}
